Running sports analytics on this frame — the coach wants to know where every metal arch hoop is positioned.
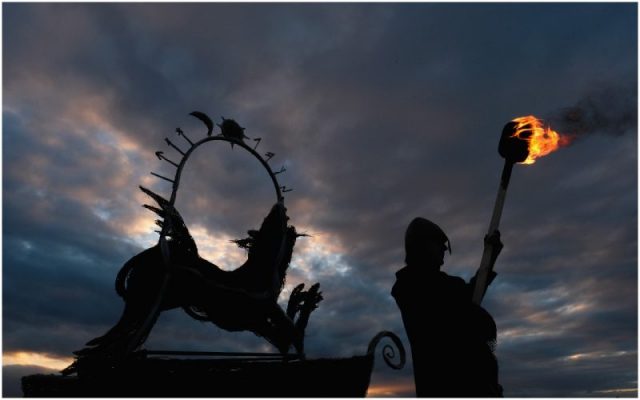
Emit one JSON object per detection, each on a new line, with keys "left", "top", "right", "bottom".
{"left": 127, "top": 132, "right": 289, "bottom": 355}
{"left": 168, "top": 136, "right": 284, "bottom": 206}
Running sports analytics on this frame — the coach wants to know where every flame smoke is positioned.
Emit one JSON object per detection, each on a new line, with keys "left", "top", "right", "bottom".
{"left": 547, "top": 84, "right": 636, "bottom": 141}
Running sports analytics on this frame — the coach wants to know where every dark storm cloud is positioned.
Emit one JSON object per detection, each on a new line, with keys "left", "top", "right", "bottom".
{"left": 3, "top": 2, "right": 636, "bottom": 397}
{"left": 3, "top": 101, "right": 151, "bottom": 357}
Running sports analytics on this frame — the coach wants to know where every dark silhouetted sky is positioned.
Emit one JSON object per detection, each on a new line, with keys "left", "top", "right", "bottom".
{"left": 3, "top": 3, "right": 637, "bottom": 397}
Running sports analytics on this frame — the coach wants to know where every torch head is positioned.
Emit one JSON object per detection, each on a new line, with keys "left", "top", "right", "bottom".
{"left": 498, "top": 121, "right": 530, "bottom": 164}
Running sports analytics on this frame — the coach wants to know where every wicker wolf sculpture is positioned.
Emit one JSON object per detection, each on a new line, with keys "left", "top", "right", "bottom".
{"left": 68, "top": 186, "right": 322, "bottom": 370}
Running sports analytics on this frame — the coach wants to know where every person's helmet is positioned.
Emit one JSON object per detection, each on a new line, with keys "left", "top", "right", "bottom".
{"left": 404, "top": 217, "right": 452, "bottom": 264}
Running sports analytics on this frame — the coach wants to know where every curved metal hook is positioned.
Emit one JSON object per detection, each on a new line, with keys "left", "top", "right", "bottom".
{"left": 367, "top": 331, "right": 406, "bottom": 370}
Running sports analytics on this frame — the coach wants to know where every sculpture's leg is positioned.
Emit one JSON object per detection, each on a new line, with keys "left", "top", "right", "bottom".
{"left": 255, "top": 304, "right": 297, "bottom": 355}
{"left": 293, "top": 283, "right": 323, "bottom": 355}
{"left": 73, "top": 292, "right": 158, "bottom": 358}
{"left": 81, "top": 304, "right": 140, "bottom": 350}
{"left": 286, "top": 283, "right": 306, "bottom": 320}
{"left": 125, "top": 236, "right": 174, "bottom": 354}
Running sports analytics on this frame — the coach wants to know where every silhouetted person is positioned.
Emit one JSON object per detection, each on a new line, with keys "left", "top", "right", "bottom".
{"left": 392, "top": 218, "right": 503, "bottom": 397}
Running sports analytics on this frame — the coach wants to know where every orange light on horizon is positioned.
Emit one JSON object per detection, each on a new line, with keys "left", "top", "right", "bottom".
{"left": 3, "top": 351, "right": 74, "bottom": 370}
{"left": 366, "top": 382, "right": 415, "bottom": 397}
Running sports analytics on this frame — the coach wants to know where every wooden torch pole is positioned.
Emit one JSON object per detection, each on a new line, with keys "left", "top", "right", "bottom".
{"left": 471, "top": 159, "right": 514, "bottom": 305}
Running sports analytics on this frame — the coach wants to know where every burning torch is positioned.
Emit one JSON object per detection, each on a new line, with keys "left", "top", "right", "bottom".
{"left": 472, "top": 116, "right": 564, "bottom": 305}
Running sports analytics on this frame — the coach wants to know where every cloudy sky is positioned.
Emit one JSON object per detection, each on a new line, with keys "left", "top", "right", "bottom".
{"left": 3, "top": 2, "right": 637, "bottom": 397}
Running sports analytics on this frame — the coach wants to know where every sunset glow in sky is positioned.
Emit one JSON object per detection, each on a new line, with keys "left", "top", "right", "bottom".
{"left": 3, "top": 3, "right": 637, "bottom": 397}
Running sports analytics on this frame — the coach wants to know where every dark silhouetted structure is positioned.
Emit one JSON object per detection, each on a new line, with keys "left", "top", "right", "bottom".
{"left": 61, "top": 113, "right": 325, "bottom": 369}
{"left": 23, "top": 332, "right": 405, "bottom": 397}
{"left": 22, "top": 113, "right": 407, "bottom": 397}
{"left": 392, "top": 217, "right": 503, "bottom": 397}
{"left": 67, "top": 196, "right": 322, "bottom": 367}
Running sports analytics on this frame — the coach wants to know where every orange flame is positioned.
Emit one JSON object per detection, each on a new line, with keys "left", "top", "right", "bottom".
{"left": 511, "top": 115, "right": 568, "bottom": 164}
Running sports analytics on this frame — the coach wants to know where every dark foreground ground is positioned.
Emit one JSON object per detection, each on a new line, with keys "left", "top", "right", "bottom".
{"left": 22, "top": 354, "right": 376, "bottom": 397}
